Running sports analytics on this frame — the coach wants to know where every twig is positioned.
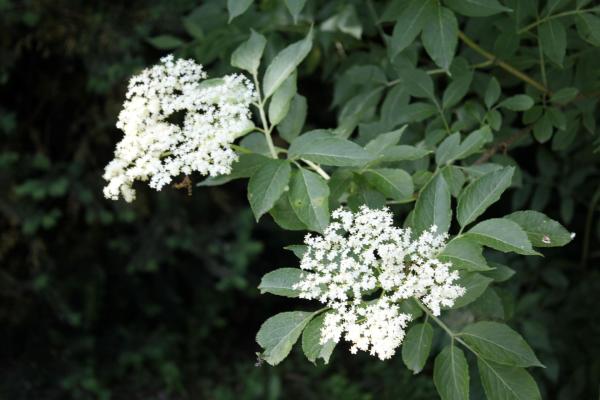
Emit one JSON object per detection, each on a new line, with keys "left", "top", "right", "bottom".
{"left": 458, "top": 31, "right": 551, "bottom": 95}
{"left": 474, "top": 127, "right": 532, "bottom": 165}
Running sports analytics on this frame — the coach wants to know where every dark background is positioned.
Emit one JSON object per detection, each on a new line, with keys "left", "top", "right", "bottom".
{"left": 1, "top": 1, "right": 599, "bottom": 399}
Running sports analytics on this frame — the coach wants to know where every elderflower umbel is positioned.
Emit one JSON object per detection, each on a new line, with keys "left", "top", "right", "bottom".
{"left": 103, "top": 55, "right": 256, "bottom": 202}
{"left": 294, "top": 206, "right": 465, "bottom": 360}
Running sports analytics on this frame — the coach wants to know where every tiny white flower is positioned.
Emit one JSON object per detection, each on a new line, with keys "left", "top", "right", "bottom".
{"left": 293, "top": 206, "right": 465, "bottom": 360}
{"left": 103, "top": 55, "right": 256, "bottom": 202}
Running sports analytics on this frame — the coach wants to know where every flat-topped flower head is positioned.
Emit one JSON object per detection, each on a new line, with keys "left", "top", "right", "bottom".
{"left": 103, "top": 55, "right": 256, "bottom": 202}
{"left": 294, "top": 206, "right": 464, "bottom": 360}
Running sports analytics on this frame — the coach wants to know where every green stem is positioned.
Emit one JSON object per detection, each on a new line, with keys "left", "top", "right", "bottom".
{"left": 518, "top": 7, "right": 599, "bottom": 34}
{"left": 458, "top": 31, "right": 550, "bottom": 94}
{"left": 302, "top": 159, "right": 331, "bottom": 180}
{"left": 415, "top": 299, "right": 478, "bottom": 354}
{"left": 252, "top": 74, "right": 278, "bottom": 159}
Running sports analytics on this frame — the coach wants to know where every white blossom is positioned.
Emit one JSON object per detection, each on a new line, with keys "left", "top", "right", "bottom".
{"left": 294, "top": 206, "right": 465, "bottom": 360}
{"left": 103, "top": 55, "right": 256, "bottom": 202}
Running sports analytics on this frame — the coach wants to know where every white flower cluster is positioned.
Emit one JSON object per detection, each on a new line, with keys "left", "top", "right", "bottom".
{"left": 294, "top": 206, "right": 465, "bottom": 360}
{"left": 103, "top": 55, "right": 256, "bottom": 202}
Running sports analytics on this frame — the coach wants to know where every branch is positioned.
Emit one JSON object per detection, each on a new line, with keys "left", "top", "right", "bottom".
{"left": 474, "top": 127, "right": 532, "bottom": 165}
{"left": 458, "top": 31, "right": 550, "bottom": 95}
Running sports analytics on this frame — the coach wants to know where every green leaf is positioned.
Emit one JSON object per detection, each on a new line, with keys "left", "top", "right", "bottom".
{"left": 390, "top": 0, "right": 435, "bottom": 58}
{"left": 381, "top": 145, "right": 432, "bottom": 162}
{"left": 248, "top": 159, "right": 292, "bottom": 221}
{"left": 363, "top": 168, "right": 414, "bottom": 201}
{"left": 285, "top": 0, "right": 307, "bottom": 23}
{"left": 422, "top": 5, "right": 458, "bottom": 70}
{"left": 434, "top": 345, "right": 469, "bottom": 400}
{"left": 256, "top": 311, "right": 315, "bottom": 365}
{"left": 198, "top": 153, "right": 269, "bottom": 186}
{"left": 452, "top": 272, "right": 493, "bottom": 308}
{"left": 539, "top": 19, "right": 567, "bottom": 66}
{"left": 533, "top": 113, "right": 553, "bottom": 143}
{"left": 403, "top": 68, "right": 436, "bottom": 100}
{"left": 444, "top": 0, "right": 511, "bottom": 17}
{"left": 268, "top": 72, "right": 297, "bottom": 126}
{"left": 478, "top": 359, "right": 542, "bottom": 400}
{"left": 462, "top": 321, "right": 542, "bottom": 367}
{"left": 146, "top": 35, "right": 185, "bottom": 50}
{"left": 288, "top": 130, "right": 373, "bottom": 167}
{"left": 278, "top": 94, "right": 307, "bottom": 142}
{"left": 263, "top": 28, "right": 313, "bottom": 99}
{"left": 484, "top": 262, "right": 515, "bottom": 282}
{"left": 505, "top": 210, "right": 573, "bottom": 247}
{"left": 435, "top": 133, "right": 461, "bottom": 165}
{"left": 402, "top": 322, "right": 433, "bottom": 374}
{"left": 289, "top": 168, "right": 330, "bottom": 233}
{"left": 439, "top": 237, "right": 492, "bottom": 272}
{"left": 442, "top": 65, "right": 474, "bottom": 109}
{"left": 576, "top": 13, "right": 600, "bottom": 46}
{"left": 457, "top": 167, "right": 515, "bottom": 228}
{"left": 550, "top": 87, "right": 579, "bottom": 104}
{"left": 270, "top": 193, "right": 307, "bottom": 231}
{"left": 285, "top": 244, "right": 307, "bottom": 259}
{"left": 392, "top": 102, "right": 438, "bottom": 124}
{"left": 453, "top": 126, "right": 493, "bottom": 161}
{"left": 231, "top": 29, "right": 267, "bottom": 75}
{"left": 302, "top": 313, "right": 336, "bottom": 364}
{"left": 485, "top": 77, "right": 501, "bottom": 108}
{"left": 338, "top": 87, "right": 385, "bottom": 137}
{"left": 258, "top": 268, "right": 303, "bottom": 297}
{"left": 364, "top": 127, "right": 406, "bottom": 156}
{"left": 465, "top": 218, "right": 539, "bottom": 255}
{"left": 227, "top": 0, "right": 253, "bottom": 22}
{"left": 441, "top": 165, "right": 465, "bottom": 197}
{"left": 413, "top": 174, "right": 451, "bottom": 235}
{"left": 499, "top": 95, "right": 534, "bottom": 111}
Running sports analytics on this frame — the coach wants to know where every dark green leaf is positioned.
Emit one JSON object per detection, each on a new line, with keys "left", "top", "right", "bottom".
{"left": 539, "top": 19, "right": 567, "bottom": 66}
{"left": 402, "top": 323, "right": 433, "bottom": 373}
{"left": 227, "top": 0, "right": 253, "bottom": 22}
{"left": 256, "top": 311, "right": 315, "bottom": 365}
{"left": 231, "top": 29, "right": 266, "bottom": 75}
{"left": 285, "top": 0, "right": 307, "bottom": 23}
{"left": 485, "top": 77, "right": 501, "bottom": 108}
{"left": 457, "top": 167, "right": 515, "bottom": 228}
{"left": 439, "top": 237, "right": 492, "bottom": 271}
{"left": 363, "top": 168, "right": 414, "bottom": 201}
{"left": 452, "top": 272, "right": 494, "bottom": 308}
{"left": 505, "top": 210, "right": 573, "bottom": 247}
{"left": 302, "top": 312, "right": 336, "bottom": 364}
{"left": 289, "top": 168, "right": 330, "bottom": 233}
{"left": 550, "top": 87, "right": 579, "bottom": 104}
{"left": 270, "top": 193, "right": 307, "bottom": 231}
{"left": 499, "top": 95, "right": 534, "bottom": 111}
{"left": 413, "top": 174, "right": 451, "bottom": 235}
{"left": 422, "top": 5, "right": 458, "bottom": 70}
{"left": 258, "top": 268, "right": 303, "bottom": 297}
{"left": 268, "top": 72, "right": 297, "bottom": 126}
{"left": 465, "top": 218, "right": 539, "bottom": 255}
{"left": 434, "top": 345, "right": 469, "bottom": 400}
{"left": 263, "top": 28, "right": 313, "bottom": 98}
{"left": 462, "top": 321, "right": 542, "bottom": 367}
{"left": 146, "top": 35, "right": 185, "bottom": 50}
{"left": 198, "top": 153, "right": 269, "bottom": 186}
{"left": 278, "top": 94, "right": 307, "bottom": 142}
{"left": 248, "top": 159, "right": 292, "bottom": 221}
{"left": 288, "top": 130, "right": 373, "bottom": 167}
{"left": 390, "top": 0, "right": 435, "bottom": 58}
{"left": 478, "top": 359, "right": 542, "bottom": 400}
